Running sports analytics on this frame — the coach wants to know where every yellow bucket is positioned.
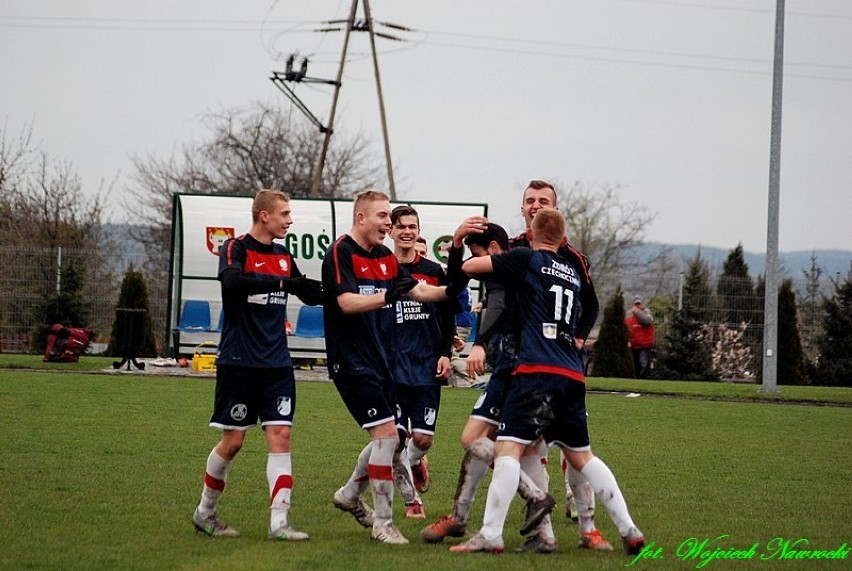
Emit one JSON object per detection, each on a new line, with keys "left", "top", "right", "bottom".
{"left": 191, "top": 341, "right": 218, "bottom": 372}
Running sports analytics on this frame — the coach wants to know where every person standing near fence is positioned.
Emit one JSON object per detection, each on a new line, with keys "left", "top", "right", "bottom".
{"left": 191, "top": 189, "right": 323, "bottom": 541}
{"left": 626, "top": 297, "right": 655, "bottom": 378}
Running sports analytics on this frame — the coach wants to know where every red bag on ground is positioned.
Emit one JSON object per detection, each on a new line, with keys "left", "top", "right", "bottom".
{"left": 43, "top": 324, "right": 92, "bottom": 363}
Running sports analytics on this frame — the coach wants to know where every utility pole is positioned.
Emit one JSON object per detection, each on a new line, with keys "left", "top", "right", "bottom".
{"left": 309, "top": 0, "right": 358, "bottom": 197}
{"left": 362, "top": 0, "right": 396, "bottom": 199}
{"left": 762, "top": 0, "right": 785, "bottom": 394}
{"left": 271, "top": 0, "right": 406, "bottom": 198}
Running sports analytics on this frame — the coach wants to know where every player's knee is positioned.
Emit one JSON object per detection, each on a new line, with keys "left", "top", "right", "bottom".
{"left": 217, "top": 440, "right": 243, "bottom": 460}
{"left": 412, "top": 433, "right": 432, "bottom": 451}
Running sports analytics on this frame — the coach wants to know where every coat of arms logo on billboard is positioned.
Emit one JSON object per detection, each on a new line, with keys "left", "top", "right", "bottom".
{"left": 207, "top": 227, "right": 235, "bottom": 256}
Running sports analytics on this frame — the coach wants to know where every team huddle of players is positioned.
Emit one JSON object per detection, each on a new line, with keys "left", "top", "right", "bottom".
{"left": 190, "top": 181, "right": 645, "bottom": 557}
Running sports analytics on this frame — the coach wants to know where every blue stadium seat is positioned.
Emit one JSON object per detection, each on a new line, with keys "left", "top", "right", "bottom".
{"left": 213, "top": 308, "right": 224, "bottom": 332}
{"left": 294, "top": 305, "right": 325, "bottom": 338}
{"left": 176, "top": 300, "right": 211, "bottom": 331}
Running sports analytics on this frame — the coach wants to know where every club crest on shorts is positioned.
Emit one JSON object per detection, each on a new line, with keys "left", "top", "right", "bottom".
{"left": 277, "top": 396, "right": 292, "bottom": 416}
{"left": 230, "top": 403, "right": 248, "bottom": 421}
{"left": 424, "top": 407, "right": 436, "bottom": 426}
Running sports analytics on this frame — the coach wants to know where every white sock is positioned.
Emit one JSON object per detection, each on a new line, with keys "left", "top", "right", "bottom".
{"left": 580, "top": 456, "right": 637, "bottom": 536}
{"left": 568, "top": 463, "right": 597, "bottom": 533}
{"left": 479, "top": 456, "right": 520, "bottom": 541}
{"left": 453, "top": 449, "right": 490, "bottom": 524}
{"left": 368, "top": 438, "right": 397, "bottom": 526}
{"left": 267, "top": 452, "right": 292, "bottom": 530}
{"left": 342, "top": 441, "right": 372, "bottom": 499}
{"left": 407, "top": 438, "right": 427, "bottom": 466}
{"left": 198, "top": 449, "right": 230, "bottom": 516}
{"left": 520, "top": 456, "right": 554, "bottom": 540}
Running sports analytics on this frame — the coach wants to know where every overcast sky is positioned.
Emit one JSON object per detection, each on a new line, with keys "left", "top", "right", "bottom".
{"left": 2, "top": 0, "right": 850, "bottom": 253}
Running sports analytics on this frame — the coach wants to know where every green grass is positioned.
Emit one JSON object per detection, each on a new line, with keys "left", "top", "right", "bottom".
{"left": 1, "top": 371, "right": 850, "bottom": 570}
{"left": 587, "top": 377, "right": 852, "bottom": 406}
{"left": 0, "top": 352, "right": 116, "bottom": 371}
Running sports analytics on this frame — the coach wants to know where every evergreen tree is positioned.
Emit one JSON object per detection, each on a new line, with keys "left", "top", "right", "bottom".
{"left": 777, "top": 279, "right": 808, "bottom": 385}
{"left": 30, "top": 261, "right": 92, "bottom": 352}
{"left": 716, "top": 244, "right": 758, "bottom": 327}
{"left": 590, "top": 286, "right": 634, "bottom": 378}
{"left": 107, "top": 266, "right": 158, "bottom": 357}
{"left": 814, "top": 275, "right": 852, "bottom": 387}
{"left": 655, "top": 253, "right": 718, "bottom": 381}
{"left": 682, "top": 250, "right": 715, "bottom": 324}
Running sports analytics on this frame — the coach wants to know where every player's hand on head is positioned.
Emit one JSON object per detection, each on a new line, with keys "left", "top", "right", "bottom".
{"left": 453, "top": 215, "right": 488, "bottom": 246}
{"left": 384, "top": 276, "right": 418, "bottom": 304}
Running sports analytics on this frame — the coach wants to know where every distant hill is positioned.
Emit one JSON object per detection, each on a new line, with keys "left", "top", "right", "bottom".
{"left": 636, "top": 242, "right": 851, "bottom": 281}
{"left": 105, "top": 223, "right": 850, "bottom": 281}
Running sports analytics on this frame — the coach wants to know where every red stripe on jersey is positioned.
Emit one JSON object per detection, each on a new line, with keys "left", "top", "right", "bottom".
{"left": 224, "top": 236, "right": 241, "bottom": 266}
{"left": 270, "top": 474, "right": 293, "bottom": 503}
{"left": 331, "top": 237, "right": 344, "bottom": 285}
{"left": 513, "top": 363, "right": 585, "bottom": 383}
{"left": 204, "top": 473, "right": 226, "bottom": 491}
{"left": 351, "top": 253, "right": 397, "bottom": 281}
{"left": 243, "top": 250, "right": 292, "bottom": 277}
{"left": 409, "top": 272, "right": 439, "bottom": 286}
{"left": 367, "top": 463, "right": 394, "bottom": 481}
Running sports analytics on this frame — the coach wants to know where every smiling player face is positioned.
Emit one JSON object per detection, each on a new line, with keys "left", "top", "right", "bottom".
{"left": 391, "top": 214, "right": 420, "bottom": 252}
{"left": 521, "top": 186, "right": 557, "bottom": 229}
{"left": 359, "top": 198, "right": 392, "bottom": 248}
{"left": 260, "top": 198, "right": 292, "bottom": 242}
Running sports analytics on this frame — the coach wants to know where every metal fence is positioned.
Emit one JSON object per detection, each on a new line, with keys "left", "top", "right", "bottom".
{"left": 0, "top": 245, "right": 833, "bottom": 373}
{"left": 0, "top": 245, "right": 166, "bottom": 353}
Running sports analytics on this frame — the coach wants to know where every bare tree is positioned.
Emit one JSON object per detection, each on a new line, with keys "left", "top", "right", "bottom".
{"left": 0, "top": 120, "right": 115, "bottom": 347}
{"left": 126, "top": 102, "right": 383, "bottom": 269}
{"left": 555, "top": 180, "right": 657, "bottom": 296}
{"left": 0, "top": 119, "right": 35, "bottom": 194}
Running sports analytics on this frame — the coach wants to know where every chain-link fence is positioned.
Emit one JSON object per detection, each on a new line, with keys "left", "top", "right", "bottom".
{"left": 0, "top": 245, "right": 166, "bottom": 353}
{"left": 0, "top": 245, "right": 834, "bottom": 372}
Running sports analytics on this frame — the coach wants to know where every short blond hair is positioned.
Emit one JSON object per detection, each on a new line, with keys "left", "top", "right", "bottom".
{"left": 352, "top": 189, "right": 390, "bottom": 223}
{"left": 252, "top": 189, "right": 289, "bottom": 223}
{"left": 531, "top": 207, "right": 565, "bottom": 246}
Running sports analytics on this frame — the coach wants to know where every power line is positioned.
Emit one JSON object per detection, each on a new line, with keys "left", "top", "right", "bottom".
{"left": 418, "top": 29, "right": 852, "bottom": 72}
{"left": 420, "top": 38, "right": 852, "bottom": 83}
{"left": 2, "top": 14, "right": 849, "bottom": 81}
{"left": 618, "top": 0, "right": 852, "bottom": 20}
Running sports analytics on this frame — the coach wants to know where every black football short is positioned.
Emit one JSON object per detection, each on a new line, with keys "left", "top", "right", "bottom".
{"left": 210, "top": 364, "right": 296, "bottom": 430}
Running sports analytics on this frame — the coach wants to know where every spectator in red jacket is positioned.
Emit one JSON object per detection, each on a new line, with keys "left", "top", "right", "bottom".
{"left": 625, "top": 297, "right": 655, "bottom": 378}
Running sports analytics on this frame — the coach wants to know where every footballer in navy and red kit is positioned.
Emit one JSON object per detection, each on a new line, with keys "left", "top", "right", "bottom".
{"left": 393, "top": 254, "right": 455, "bottom": 437}
{"left": 490, "top": 246, "right": 600, "bottom": 450}
{"left": 509, "top": 231, "right": 599, "bottom": 345}
{"left": 211, "top": 234, "right": 302, "bottom": 430}
{"left": 322, "top": 234, "right": 409, "bottom": 429}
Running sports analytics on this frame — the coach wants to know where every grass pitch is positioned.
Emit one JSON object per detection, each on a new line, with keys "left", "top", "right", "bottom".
{"left": 1, "top": 369, "right": 850, "bottom": 570}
